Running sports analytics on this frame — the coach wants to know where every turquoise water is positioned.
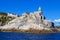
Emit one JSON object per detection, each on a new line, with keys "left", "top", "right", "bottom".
{"left": 0, "top": 32, "right": 60, "bottom": 40}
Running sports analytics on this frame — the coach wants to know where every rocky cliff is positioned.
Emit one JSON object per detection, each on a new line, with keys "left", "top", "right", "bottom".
{"left": 0, "top": 7, "right": 54, "bottom": 31}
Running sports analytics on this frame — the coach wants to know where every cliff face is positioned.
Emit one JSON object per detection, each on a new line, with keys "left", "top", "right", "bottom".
{"left": 0, "top": 7, "right": 54, "bottom": 30}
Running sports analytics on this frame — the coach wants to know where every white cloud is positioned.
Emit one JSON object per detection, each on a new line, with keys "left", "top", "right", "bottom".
{"left": 54, "top": 19, "right": 60, "bottom": 22}
{"left": 53, "top": 19, "right": 60, "bottom": 26}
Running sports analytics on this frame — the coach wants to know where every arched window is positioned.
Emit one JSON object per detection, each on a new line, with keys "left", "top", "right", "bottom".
{"left": 44, "top": 16, "right": 46, "bottom": 19}
{"left": 41, "top": 16, "right": 42, "bottom": 19}
{"left": 52, "top": 22, "right": 54, "bottom": 26}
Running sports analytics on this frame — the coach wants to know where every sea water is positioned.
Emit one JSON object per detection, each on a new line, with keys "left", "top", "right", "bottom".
{"left": 0, "top": 32, "right": 60, "bottom": 40}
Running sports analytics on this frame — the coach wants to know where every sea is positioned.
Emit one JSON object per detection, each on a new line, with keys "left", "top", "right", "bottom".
{"left": 0, "top": 32, "right": 60, "bottom": 40}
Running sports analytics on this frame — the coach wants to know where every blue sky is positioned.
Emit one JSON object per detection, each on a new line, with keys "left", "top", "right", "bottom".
{"left": 0, "top": 0, "right": 60, "bottom": 21}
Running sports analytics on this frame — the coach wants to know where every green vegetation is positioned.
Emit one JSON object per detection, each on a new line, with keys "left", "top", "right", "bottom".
{"left": 0, "top": 12, "right": 7, "bottom": 25}
{"left": 0, "top": 12, "right": 15, "bottom": 26}
{"left": 54, "top": 26, "right": 60, "bottom": 31}
{"left": 0, "top": 12, "right": 7, "bottom": 16}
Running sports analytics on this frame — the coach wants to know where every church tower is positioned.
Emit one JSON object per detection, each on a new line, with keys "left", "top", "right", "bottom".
{"left": 38, "top": 7, "right": 42, "bottom": 15}
{"left": 38, "top": 7, "right": 41, "bottom": 11}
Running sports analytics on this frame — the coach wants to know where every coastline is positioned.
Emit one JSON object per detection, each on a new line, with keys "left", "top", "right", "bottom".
{"left": 0, "top": 29, "right": 59, "bottom": 34}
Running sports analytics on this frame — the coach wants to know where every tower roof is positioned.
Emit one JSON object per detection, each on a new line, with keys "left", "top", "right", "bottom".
{"left": 38, "top": 7, "right": 41, "bottom": 11}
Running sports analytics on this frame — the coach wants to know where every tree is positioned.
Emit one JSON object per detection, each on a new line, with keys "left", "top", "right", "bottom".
{"left": 0, "top": 12, "right": 7, "bottom": 16}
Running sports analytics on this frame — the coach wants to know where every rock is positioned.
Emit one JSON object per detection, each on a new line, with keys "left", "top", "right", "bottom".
{"left": 0, "top": 7, "right": 54, "bottom": 31}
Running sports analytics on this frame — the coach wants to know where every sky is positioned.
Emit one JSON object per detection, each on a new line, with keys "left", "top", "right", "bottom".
{"left": 0, "top": 0, "right": 60, "bottom": 26}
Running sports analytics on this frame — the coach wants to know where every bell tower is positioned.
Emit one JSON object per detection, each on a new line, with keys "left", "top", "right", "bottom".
{"left": 38, "top": 7, "right": 42, "bottom": 15}
{"left": 38, "top": 7, "right": 41, "bottom": 11}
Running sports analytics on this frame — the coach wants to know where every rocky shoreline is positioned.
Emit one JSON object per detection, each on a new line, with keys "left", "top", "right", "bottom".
{"left": 0, "top": 28, "right": 59, "bottom": 34}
